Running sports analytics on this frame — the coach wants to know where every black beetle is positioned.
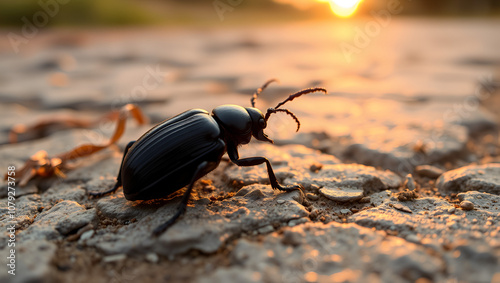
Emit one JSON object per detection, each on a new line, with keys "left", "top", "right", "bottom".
{"left": 89, "top": 79, "right": 327, "bottom": 236}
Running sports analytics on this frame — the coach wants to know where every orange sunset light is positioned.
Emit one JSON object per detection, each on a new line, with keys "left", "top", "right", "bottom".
{"left": 318, "top": 0, "right": 363, "bottom": 17}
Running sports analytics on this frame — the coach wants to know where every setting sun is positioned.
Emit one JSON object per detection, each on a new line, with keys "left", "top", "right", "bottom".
{"left": 318, "top": 0, "right": 363, "bottom": 17}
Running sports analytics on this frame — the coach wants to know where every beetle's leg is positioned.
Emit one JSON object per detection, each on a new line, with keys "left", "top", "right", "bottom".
{"left": 227, "top": 144, "right": 302, "bottom": 192}
{"left": 152, "top": 161, "right": 210, "bottom": 237}
{"left": 88, "top": 141, "right": 135, "bottom": 197}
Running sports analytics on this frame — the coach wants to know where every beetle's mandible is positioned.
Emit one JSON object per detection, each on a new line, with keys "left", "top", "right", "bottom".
{"left": 89, "top": 79, "right": 327, "bottom": 236}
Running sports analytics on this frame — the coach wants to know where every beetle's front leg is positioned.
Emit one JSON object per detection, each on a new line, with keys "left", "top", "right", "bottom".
{"left": 227, "top": 143, "right": 303, "bottom": 192}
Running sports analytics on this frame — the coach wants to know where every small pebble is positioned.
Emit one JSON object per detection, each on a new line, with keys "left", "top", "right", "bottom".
{"left": 340, "top": 209, "right": 351, "bottom": 214}
{"left": 359, "top": 197, "right": 371, "bottom": 203}
{"left": 289, "top": 218, "right": 308, "bottom": 227}
{"left": 309, "top": 184, "right": 321, "bottom": 192}
{"left": 277, "top": 199, "right": 286, "bottom": 204}
{"left": 306, "top": 193, "right": 319, "bottom": 201}
{"left": 66, "top": 233, "right": 80, "bottom": 242}
{"left": 415, "top": 165, "right": 444, "bottom": 179}
{"left": 460, "top": 200, "right": 475, "bottom": 211}
{"left": 403, "top": 174, "right": 416, "bottom": 191}
{"left": 391, "top": 203, "right": 413, "bottom": 213}
{"left": 309, "top": 163, "right": 323, "bottom": 173}
{"left": 79, "top": 230, "right": 94, "bottom": 241}
{"left": 146, "top": 253, "right": 159, "bottom": 263}
{"left": 103, "top": 254, "right": 127, "bottom": 263}
{"left": 406, "top": 234, "right": 421, "bottom": 244}
{"left": 319, "top": 187, "right": 364, "bottom": 203}
{"left": 258, "top": 225, "right": 274, "bottom": 234}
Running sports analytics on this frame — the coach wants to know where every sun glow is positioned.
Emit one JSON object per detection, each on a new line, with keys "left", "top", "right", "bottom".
{"left": 318, "top": 0, "right": 363, "bottom": 17}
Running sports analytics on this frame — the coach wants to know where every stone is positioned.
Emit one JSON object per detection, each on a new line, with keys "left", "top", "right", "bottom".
{"left": 319, "top": 187, "right": 364, "bottom": 203}
{"left": 436, "top": 163, "right": 500, "bottom": 194}
{"left": 146, "top": 252, "right": 160, "bottom": 263}
{"left": 56, "top": 208, "right": 97, "bottom": 235}
{"left": 288, "top": 218, "right": 308, "bottom": 226}
{"left": 287, "top": 164, "right": 401, "bottom": 195}
{"left": 406, "top": 234, "right": 421, "bottom": 244}
{"left": 305, "top": 193, "right": 319, "bottom": 201}
{"left": 103, "top": 254, "right": 127, "bottom": 263}
{"left": 257, "top": 225, "right": 274, "bottom": 234}
{"left": 460, "top": 200, "right": 475, "bottom": 211}
{"left": 20, "top": 200, "right": 86, "bottom": 241}
{"left": 80, "top": 230, "right": 95, "bottom": 241}
{"left": 391, "top": 203, "right": 413, "bottom": 213}
{"left": 340, "top": 208, "right": 351, "bottom": 214}
{"left": 403, "top": 174, "right": 417, "bottom": 191}
{"left": 415, "top": 165, "right": 445, "bottom": 179}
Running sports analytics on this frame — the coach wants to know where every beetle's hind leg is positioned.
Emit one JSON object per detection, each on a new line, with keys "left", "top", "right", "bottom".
{"left": 152, "top": 161, "right": 210, "bottom": 237}
{"left": 88, "top": 140, "right": 135, "bottom": 197}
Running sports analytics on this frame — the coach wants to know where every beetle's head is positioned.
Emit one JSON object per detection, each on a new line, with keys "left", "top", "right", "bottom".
{"left": 245, "top": 107, "right": 273, "bottom": 144}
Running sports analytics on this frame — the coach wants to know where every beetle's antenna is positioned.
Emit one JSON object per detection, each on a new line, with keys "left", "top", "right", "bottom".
{"left": 251, "top": 78, "right": 279, "bottom": 108}
{"left": 264, "top": 87, "right": 327, "bottom": 132}
{"left": 273, "top": 87, "right": 327, "bottom": 109}
{"left": 264, "top": 108, "right": 301, "bottom": 132}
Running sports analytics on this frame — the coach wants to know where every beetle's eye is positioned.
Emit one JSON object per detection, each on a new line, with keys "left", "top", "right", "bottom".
{"left": 259, "top": 118, "right": 266, "bottom": 128}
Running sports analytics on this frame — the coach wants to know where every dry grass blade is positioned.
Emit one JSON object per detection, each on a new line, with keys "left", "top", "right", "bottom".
{"left": 5, "top": 104, "right": 147, "bottom": 186}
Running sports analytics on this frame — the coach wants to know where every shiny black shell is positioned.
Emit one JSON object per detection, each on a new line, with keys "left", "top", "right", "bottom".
{"left": 121, "top": 109, "right": 226, "bottom": 200}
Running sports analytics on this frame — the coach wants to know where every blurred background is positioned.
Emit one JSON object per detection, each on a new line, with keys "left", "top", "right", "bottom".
{"left": 1, "top": 0, "right": 500, "bottom": 27}
{"left": 0, "top": 0, "right": 499, "bottom": 152}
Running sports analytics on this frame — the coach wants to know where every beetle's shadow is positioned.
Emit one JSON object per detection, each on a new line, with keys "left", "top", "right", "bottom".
{"left": 127, "top": 189, "right": 187, "bottom": 209}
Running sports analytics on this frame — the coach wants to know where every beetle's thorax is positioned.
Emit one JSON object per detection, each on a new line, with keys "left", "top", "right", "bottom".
{"left": 212, "top": 105, "right": 253, "bottom": 145}
{"left": 212, "top": 104, "right": 273, "bottom": 145}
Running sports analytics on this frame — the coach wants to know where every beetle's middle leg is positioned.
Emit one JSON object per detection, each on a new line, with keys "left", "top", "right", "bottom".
{"left": 152, "top": 161, "right": 210, "bottom": 236}
{"left": 88, "top": 140, "right": 135, "bottom": 197}
{"left": 227, "top": 144, "right": 303, "bottom": 192}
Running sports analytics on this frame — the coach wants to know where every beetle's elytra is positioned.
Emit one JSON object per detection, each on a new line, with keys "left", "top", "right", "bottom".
{"left": 89, "top": 79, "right": 327, "bottom": 236}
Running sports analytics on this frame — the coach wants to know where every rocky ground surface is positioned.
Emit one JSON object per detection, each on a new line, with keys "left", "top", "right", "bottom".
{"left": 1, "top": 18, "right": 500, "bottom": 283}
